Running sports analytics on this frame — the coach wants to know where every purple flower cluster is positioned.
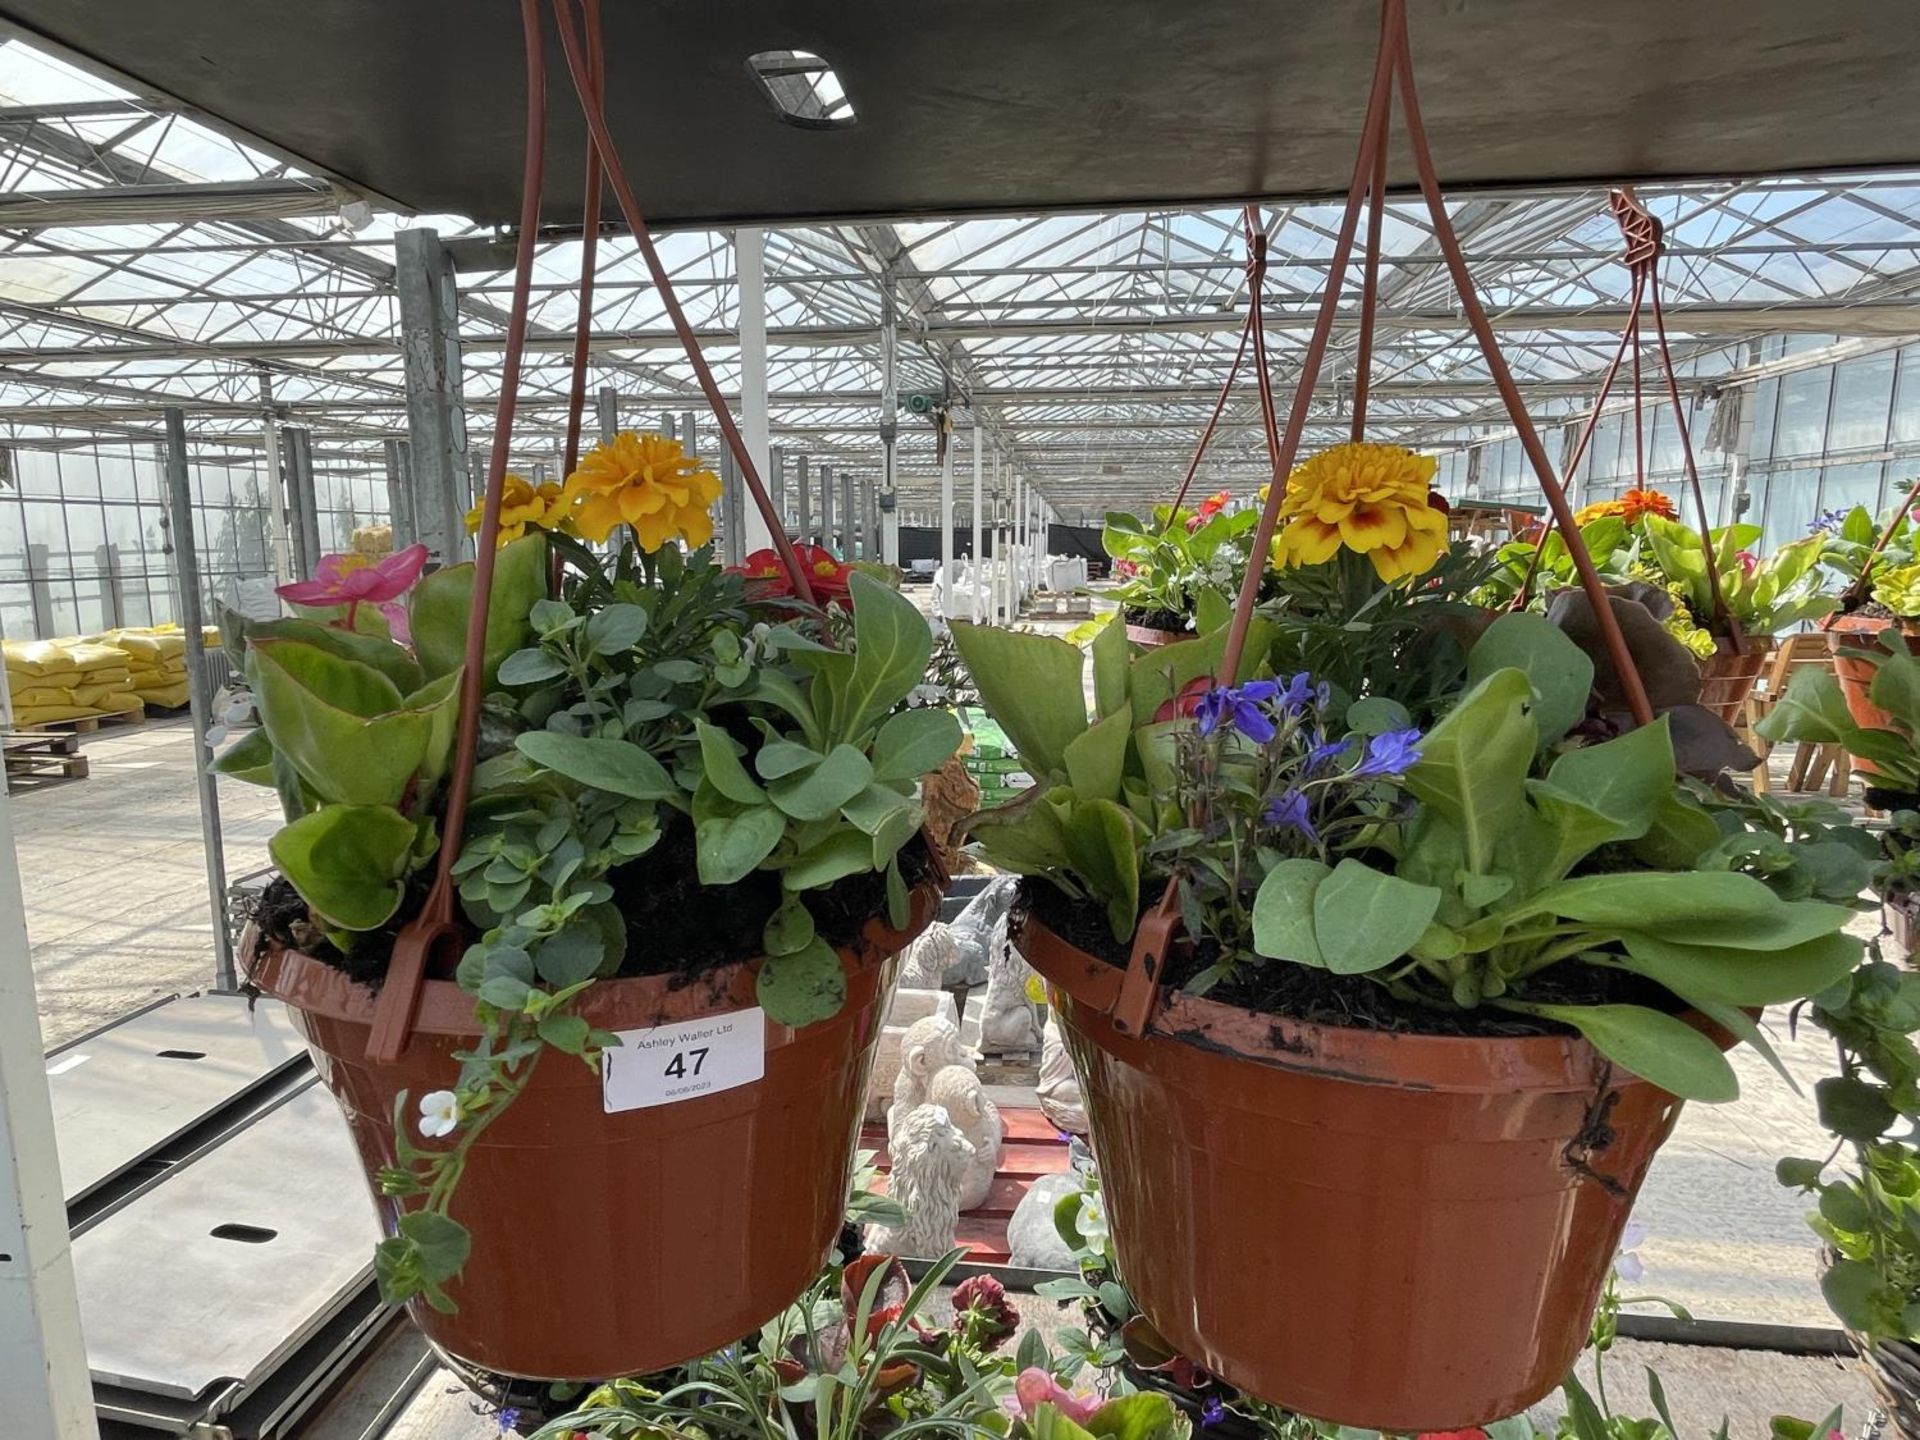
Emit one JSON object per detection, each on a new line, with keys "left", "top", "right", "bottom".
{"left": 1193, "top": 672, "right": 1324, "bottom": 745}
{"left": 1808, "top": 507, "right": 1849, "bottom": 536}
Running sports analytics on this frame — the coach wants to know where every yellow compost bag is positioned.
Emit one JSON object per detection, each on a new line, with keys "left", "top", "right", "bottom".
{"left": 87, "top": 692, "right": 144, "bottom": 716}
{"left": 71, "top": 681, "right": 134, "bottom": 708}
{"left": 64, "top": 641, "right": 125, "bottom": 671}
{"left": 9, "top": 684, "right": 73, "bottom": 709}
{"left": 130, "top": 680, "right": 190, "bottom": 710}
{"left": 4, "top": 640, "right": 80, "bottom": 678}
{"left": 10, "top": 702, "right": 95, "bottom": 726}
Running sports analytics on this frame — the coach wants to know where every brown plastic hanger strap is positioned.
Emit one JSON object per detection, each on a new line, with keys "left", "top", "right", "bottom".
{"left": 365, "top": 0, "right": 550, "bottom": 1064}
{"left": 550, "top": 0, "right": 815, "bottom": 603}
{"left": 1620, "top": 188, "right": 1740, "bottom": 652}
{"left": 1388, "top": 7, "right": 1652, "bottom": 725}
{"left": 560, "top": 0, "right": 605, "bottom": 478}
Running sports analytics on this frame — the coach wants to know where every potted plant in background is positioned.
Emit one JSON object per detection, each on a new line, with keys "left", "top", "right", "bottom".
{"left": 1816, "top": 497, "right": 1920, "bottom": 746}
{"left": 953, "top": 442, "right": 1864, "bottom": 1431}
{"left": 223, "top": 429, "right": 959, "bottom": 1384}
{"left": 1103, "top": 496, "right": 1263, "bottom": 646}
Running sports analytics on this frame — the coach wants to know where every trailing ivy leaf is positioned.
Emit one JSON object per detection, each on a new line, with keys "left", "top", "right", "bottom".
{"left": 1776, "top": 1156, "right": 1825, "bottom": 1188}
{"left": 1311, "top": 860, "right": 1442, "bottom": 976}
{"left": 478, "top": 975, "right": 532, "bottom": 1011}
{"left": 534, "top": 919, "right": 606, "bottom": 988}
{"left": 398, "top": 1209, "right": 471, "bottom": 1283}
{"left": 694, "top": 719, "right": 768, "bottom": 805}
{"left": 1821, "top": 1257, "right": 1889, "bottom": 1331}
{"left": 1522, "top": 1003, "right": 1738, "bottom": 1102}
{"left": 871, "top": 707, "right": 963, "bottom": 784}
{"left": 516, "top": 730, "right": 678, "bottom": 801}
{"left": 948, "top": 622, "right": 1088, "bottom": 777}
{"left": 757, "top": 937, "right": 847, "bottom": 1026}
{"left": 1816, "top": 1075, "right": 1897, "bottom": 1141}
{"left": 764, "top": 896, "right": 816, "bottom": 956}
{"left": 537, "top": 1013, "right": 590, "bottom": 1055}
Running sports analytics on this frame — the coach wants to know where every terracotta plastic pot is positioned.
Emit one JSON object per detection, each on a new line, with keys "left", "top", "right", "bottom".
{"left": 1697, "top": 635, "right": 1774, "bottom": 724}
{"left": 1017, "top": 907, "right": 1702, "bottom": 1432}
{"left": 249, "top": 870, "right": 943, "bottom": 1382}
{"left": 1826, "top": 613, "right": 1920, "bottom": 772}
{"left": 1124, "top": 622, "right": 1188, "bottom": 649}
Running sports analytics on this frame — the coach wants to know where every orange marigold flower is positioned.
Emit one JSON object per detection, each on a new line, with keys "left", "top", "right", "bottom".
{"left": 559, "top": 431, "right": 721, "bottom": 552}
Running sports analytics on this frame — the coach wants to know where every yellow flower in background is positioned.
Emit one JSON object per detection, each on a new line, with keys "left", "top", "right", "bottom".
{"left": 1270, "top": 442, "right": 1447, "bottom": 583}
{"left": 464, "top": 473, "right": 570, "bottom": 546}
{"left": 560, "top": 431, "right": 721, "bottom": 552}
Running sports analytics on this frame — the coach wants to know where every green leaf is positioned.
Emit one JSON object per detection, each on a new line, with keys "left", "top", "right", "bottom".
{"left": 209, "top": 726, "right": 276, "bottom": 785}
{"left": 268, "top": 803, "right": 418, "bottom": 931}
{"left": 871, "top": 707, "right": 962, "bottom": 783}
{"left": 515, "top": 730, "right": 679, "bottom": 800}
{"left": 755, "top": 739, "right": 824, "bottom": 780}
{"left": 1512, "top": 782, "right": 1636, "bottom": 890}
{"left": 1090, "top": 611, "right": 1129, "bottom": 720}
{"left": 1062, "top": 798, "right": 1141, "bottom": 942}
{"left": 768, "top": 743, "right": 873, "bottom": 821}
{"left": 584, "top": 602, "right": 648, "bottom": 657}
{"left": 533, "top": 919, "right": 606, "bottom": 988}
{"left": 1528, "top": 870, "right": 1852, "bottom": 950}
{"left": 1753, "top": 667, "right": 1857, "bottom": 746}
{"left": 781, "top": 827, "right": 876, "bottom": 891}
{"left": 1617, "top": 930, "right": 1863, "bottom": 1007}
{"left": 968, "top": 790, "right": 1073, "bottom": 875}
{"left": 478, "top": 974, "right": 531, "bottom": 1010}
{"left": 1405, "top": 667, "right": 1537, "bottom": 872}
{"left": 808, "top": 572, "right": 933, "bottom": 742}
{"left": 397, "top": 1210, "right": 472, "bottom": 1283}
{"left": 250, "top": 638, "right": 428, "bottom": 805}
{"left": 1544, "top": 716, "right": 1674, "bottom": 838}
{"left": 764, "top": 896, "right": 816, "bottom": 956}
{"left": 694, "top": 794, "right": 786, "bottom": 885}
{"left": 1524, "top": 1003, "right": 1739, "bottom": 1102}
{"left": 1629, "top": 790, "right": 1724, "bottom": 869}
{"left": 409, "top": 531, "right": 547, "bottom": 687}
{"left": 1776, "top": 1156, "right": 1825, "bottom": 1188}
{"left": 1346, "top": 696, "right": 1412, "bottom": 736}
{"left": 496, "top": 647, "right": 565, "bottom": 686}
{"left": 756, "top": 937, "right": 847, "bottom": 1026}
{"left": 841, "top": 781, "right": 916, "bottom": 836}
{"left": 537, "top": 1013, "right": 591, "bottom": 1055}
{"left": 1083, "top": 1391, "right": 1186, "bottom": 1440}
{"left": 1816, "top": 1075, "right": 1897, "bottom": 1141}
{"left": 1821, "top": 1257, "right": 1888, "bottom": 1331}
{"left": 1062, "top": 708, "right": 1131, "bottom": 805}
{"left": 693, "top": 719, "right": 768, "bottom": 805}
{"left": 1251, "top": 858, "right": 1331, "bottom": 965}
{"left": 1467, "top": 611, "right": 1594, "bottom": 746}
{"left": 245, "top": 616, "right": 425, "bottom": 693}
{"left": 1870, "top": 650, "right": 1920, "bottom": 735}
{"left": 948, "top": 621, "right": 1089, "bottom": 777}
{"left": 1312, "top": 860, "right": 1443, "bottom": 975}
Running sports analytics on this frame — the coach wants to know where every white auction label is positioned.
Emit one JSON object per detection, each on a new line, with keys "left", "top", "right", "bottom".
{"left": 601, "top": 1007, "right": 766, "bottom": 1113}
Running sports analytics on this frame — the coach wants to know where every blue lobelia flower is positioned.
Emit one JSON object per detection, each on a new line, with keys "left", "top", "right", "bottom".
{"left": 1195, "top": 682, "right": 1280, "bottom": 743}
{"left": 1201, "top": 1397, "right": 1227, "bottom": 1428}
{"left": 1304, "top": 731, "right": 1352, "bottom": 771}
{"left": 1808, "top": 507, "right": 1848, "bottom": 536}
{"left": 1262, "top": 788, "right": 1317, "bottom": 841}
{"left": 1277, "top": 671, "right": 1316, "bottom": 714}
{"left": 1351, "top": 726, "right": 1424, "bottom": 778}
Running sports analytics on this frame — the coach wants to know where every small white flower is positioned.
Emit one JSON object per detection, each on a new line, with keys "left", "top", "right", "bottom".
{"left": 1075, "top": 1193, "right": 1109, "bottom": 1247}
{"left": 1614, "top": 1218, "right": 1648, "bottom": 1283}
{"left": 418, "top": 1090, "right": 460, "bottom": 1139}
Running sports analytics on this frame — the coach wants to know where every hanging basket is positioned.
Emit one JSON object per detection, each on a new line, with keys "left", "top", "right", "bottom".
{"left": 1825, "top": 612, "right": 1920, "bottom": 774}
{"left": 1020, "top": 906, "right": 1710, "bottom": 1430}
{"left": 247, "top": 868, "right": 942, "bottom": 1382}
{"left": 1696, "top": 634, "right": 1775, "bottom": 724}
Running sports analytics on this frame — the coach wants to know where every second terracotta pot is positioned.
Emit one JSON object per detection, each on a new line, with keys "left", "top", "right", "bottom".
{"left": 1697, "top": 634, "right": 1774, "bottom": 725}
{"left": 1124, "top": 622, "right": 1188, "bottom": 649}
{"left": 249, "top": 871, "right": 942, "bottom": 1383}
{"left": 1018, "top": 907, "right": 1696, "bottom": 1433}
{"left": 1826, "top": 613, "right": 1920, "bottom": 774}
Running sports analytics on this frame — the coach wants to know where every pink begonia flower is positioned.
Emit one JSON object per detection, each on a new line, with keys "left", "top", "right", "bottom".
{"left": 1736, "top": 550, "right": 1758, "bottom": 576}
{"left": 276, "top": 544, "right": 428, "bottom": 644}
{"left": 1014, "top": 1368, "right": 1101, "bottom": 1424}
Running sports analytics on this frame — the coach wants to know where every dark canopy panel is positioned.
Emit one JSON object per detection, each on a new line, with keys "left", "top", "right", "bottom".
{"left": 0, "top": 0, "right": 1916, "bottom": 227}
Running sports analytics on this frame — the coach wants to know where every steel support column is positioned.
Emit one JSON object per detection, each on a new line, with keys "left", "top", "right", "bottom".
{"left": 383, "top": 437, "right": 415, "bottom": 547}
{"left": 596, "top": 388, "right": 619, "bottom": 446}
{"left": 972, "top": 428, "right": 985, "bottom": 621}
{"left": 795, "top": 454, "right": 812, "bottom": 543}
{"left": 841, "top": 471, "right": 857, "bottom": 558}
{"left": 281, "top": 426, "right": 322, "bottom": 578}
{"left": 734, "top": 228, "right": 774, "bottom": 555}
{"left": 940, "top": 434, "right": 954, "bottom": 616}
{"left": 395, "top": 228, "right": 470, "bottom": 565}
{"left": 162, "top": 407, "right": 234, "bottom": 991}
{"left": 819, "top": 462, "right": 834, "bottom": 550}
{"left": 258, "top": 369, "right": 290, "bottom": 583}
{"left": 0, "top": 777, "right": 97, "bottom": 1440}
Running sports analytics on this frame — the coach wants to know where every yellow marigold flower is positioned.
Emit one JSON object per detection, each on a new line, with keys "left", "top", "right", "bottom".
{"left": 465, "top": 473, "right": 570, "bottom": 547}
{"left": 1270, "top": 442, "right": 1446, "bottom": 583}
{"left": 560, "top": 431, "right": 721, "bottom": 552}
{"left": 1573, "top": 488, "right": 1676, "bottom": 528}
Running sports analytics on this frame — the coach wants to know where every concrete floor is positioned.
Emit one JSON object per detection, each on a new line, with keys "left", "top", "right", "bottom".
{"left": 10, "top": 695, "right": 1884, "bottom": 1433}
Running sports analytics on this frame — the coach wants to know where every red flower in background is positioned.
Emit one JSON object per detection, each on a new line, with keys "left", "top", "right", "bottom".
{"left": 1152, "top": 675, "right": 1214, "bottom": 725}
{"left": 730, "top": 543, "right": 855, "bottom": 606}
{"left": 1186, "top": 491, "right": 1231, "bottom": 532}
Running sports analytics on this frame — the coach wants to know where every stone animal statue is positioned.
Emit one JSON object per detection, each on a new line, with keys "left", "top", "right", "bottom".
{"left": 864, "top": 988, "right": 948, "bottom": 1123}
{"left": 896, "top": 922, "right": 961, "bottom": 990}
{"left": 865, "top": 1103, "right": 973, "bottom": 1257}
{"left": 927, "top": 1063, "right": 1003, "bottom": 1210}
{"left": 886, "top": 1013, "right": 966, "bottom": 1144}
{"left": 1037, "top": 1014, "right": 1088, "bottom": 1134}
{"left": 979, "top": 910, "right": 1044, "bottom": 1054}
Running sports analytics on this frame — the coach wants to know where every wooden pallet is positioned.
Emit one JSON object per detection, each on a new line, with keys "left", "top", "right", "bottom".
{"left": 4, "top": 730, "right": 89, "bottom": 789}
{"left": 860, "top": 1106, "right": 1072, "bottom": 1264}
